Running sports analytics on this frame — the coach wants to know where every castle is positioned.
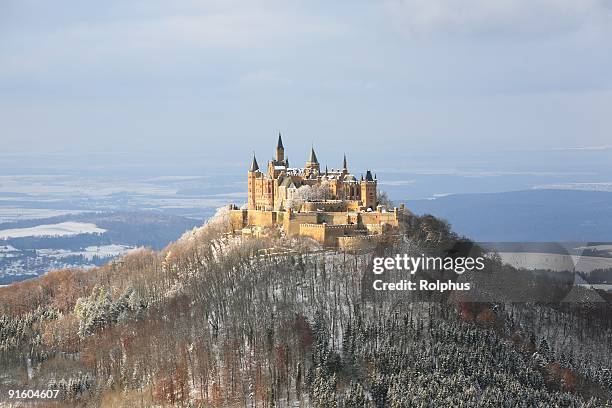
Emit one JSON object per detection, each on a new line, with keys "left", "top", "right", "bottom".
{"left": 229, "top": 134, "right": 403, "bottom": 249}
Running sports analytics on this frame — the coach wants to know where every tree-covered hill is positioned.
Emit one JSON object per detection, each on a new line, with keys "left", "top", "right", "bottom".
{"left": 0, "top": 209, "right": 611, "bottom": 407}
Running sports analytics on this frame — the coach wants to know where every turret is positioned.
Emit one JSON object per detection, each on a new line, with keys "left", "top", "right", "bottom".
{"left": 276, "top": 133, "right": 285, "bottom": 162}
{"left": 360, "top": 169, "right": 377, "bottom": 210}
{"left": 305, "top": 146, "right": 320, "bottom": 176}
{"left": 249, "top": 154, "right": 260, "bottom": 173}
{"left": 248, "top": 153, "right": 260, "bottom": 209}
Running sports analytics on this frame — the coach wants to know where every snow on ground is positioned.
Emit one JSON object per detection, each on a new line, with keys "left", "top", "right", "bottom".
{"left": 83, "top": 244, "right": 133, "bottom": 258}
{"left": 0, "top": 222, "right": 106, "bottom": 239}
{"left": 36, "top": 244, "right": 134, "bottom": 260}
{"left": 499, "top": 252, "right": 612, "bottom": 273}
{"left": 574, "top": 244, "right": 612, "bottom": 253}
{"left": 577, "top": 284, "right": 612, "bottom": 292}
{"left": 0, "top": 208, "right": 89, "bottom": 223}
{"left": 0, "top": 175, "right": 179, "bottom": 197}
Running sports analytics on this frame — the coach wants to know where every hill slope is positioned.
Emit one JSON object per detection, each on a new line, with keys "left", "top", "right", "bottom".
{"left": 0, "top": 210, "right": 610, "bottom": 407}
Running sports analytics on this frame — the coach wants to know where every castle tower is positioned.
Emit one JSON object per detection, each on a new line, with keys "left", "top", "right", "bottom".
{"left": 269, "top": 133, "right": 288, "bottom": 179}
{"left": 360, "top": 170, "right": 377, "bottom": 210}
{"left": 276, "top": 133, "right": 285, "bottom": 162}
{"left": 248, "top": 154, "right": 260, "bottom": 210}
{"left": 305, "top": 146, "right": 320, "bottom": 176}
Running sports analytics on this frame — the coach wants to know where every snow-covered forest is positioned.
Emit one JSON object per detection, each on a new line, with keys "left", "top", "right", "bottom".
{"left": 0, "top": 209, "right": 611, "bottom": 407}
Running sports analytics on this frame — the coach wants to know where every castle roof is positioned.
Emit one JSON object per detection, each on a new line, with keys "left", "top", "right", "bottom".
{"left": 277, "top": 133, "right": 284, "bottom": 149}
{"left": 365, "top": 170, "right": 374, "bottom": 181}
{"left": 250, "top": 154, "right": 260, "bottom": 172}
{"left": 308, "top": 147, "right": 319, "bottom": 164}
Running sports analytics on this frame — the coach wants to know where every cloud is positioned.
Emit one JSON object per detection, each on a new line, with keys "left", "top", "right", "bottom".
{"left": 383, "top": 0, "right": 612, "bottom": 39}
{"left": 552, "top": 145, "right": 612, "bottom": 151}
{"left": 240, "top": 70, "right": 291, "bottom": 86}
{"left": 413, "top": 169, "right": 595, "bottom": 177}
{"left": 533, "top": 182, "right": 612, "bottom": 192}
{"left": 378, "top": 180, "right": 416, "bottom": 186}
{"left": 0, "top": 1, "right": 344, "bottom": 76}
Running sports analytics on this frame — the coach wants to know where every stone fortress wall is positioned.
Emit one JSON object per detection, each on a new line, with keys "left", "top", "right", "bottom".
{"left": 229, "top": 204, "right": 403, "bottom": 248}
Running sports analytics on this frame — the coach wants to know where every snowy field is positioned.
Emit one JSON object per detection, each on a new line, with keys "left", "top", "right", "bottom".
{"left": 0, "top": 174, "right": 243, "bottom": 223}
{"left": 0, "top": 222, "right": 106, "bottom": 239}
{"left": 575, "top": 244, "right": 612, "bottom": 253}
{"left": 36, "top": 244, "right": 134, "bottom": 261}
{"left": 578, "top": 284, "right": 612, "bottom": 292}
{"left": 0, "top": 208, "right": 90, "bottom": 223}
{"left": 499, "top": 252, "right": 612, "bottom": 273}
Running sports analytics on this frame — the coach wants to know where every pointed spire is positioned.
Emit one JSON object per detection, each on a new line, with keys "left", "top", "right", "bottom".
{"left": 343, "top": 153, "right": 348, "bottom": 170}
{"left": 308, "top": 146, "right": 319, "bottom": 164}
{"left": 249, "top": 153, "right": 259, "bottom": 172}
{"left": 325, "top": 165, "right": 328, "bottom": 175}
{"left": 276, "top": 133, "right": 285, "bottom": 162}
{"left": 365, "top": 170, "right": 374, "bottom": 181}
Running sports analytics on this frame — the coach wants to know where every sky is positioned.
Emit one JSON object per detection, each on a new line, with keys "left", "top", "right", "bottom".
{"left": 1, "top": 0, "right": 612, "bottom": 171}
